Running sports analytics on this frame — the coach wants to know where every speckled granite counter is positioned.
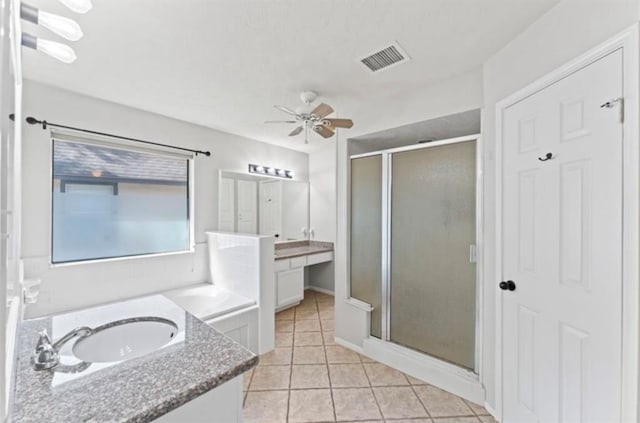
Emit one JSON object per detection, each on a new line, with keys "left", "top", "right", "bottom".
{"left": 274, "top": 240, "right": 333, "bottom": 260}
{"left": 10, "top": 295, "right": 258, "bottom": 423}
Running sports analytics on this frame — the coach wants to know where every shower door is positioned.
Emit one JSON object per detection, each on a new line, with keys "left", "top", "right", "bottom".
{"left": 350, "top": 154, "right": 383, "bottom": 338}
{"left": 389, "top": 140, "right": 477, "bottom": 370}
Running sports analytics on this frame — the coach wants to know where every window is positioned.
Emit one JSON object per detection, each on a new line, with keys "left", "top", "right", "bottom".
{"left": 51, "top": 137, "right": 192, "bottom": 264}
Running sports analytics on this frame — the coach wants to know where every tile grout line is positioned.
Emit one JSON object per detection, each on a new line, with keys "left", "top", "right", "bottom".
{"left": 361, "top": 355, "right": 385, "bottom": 421}
{"left": 319, "top": 294, "right": 338, "bottom": 422}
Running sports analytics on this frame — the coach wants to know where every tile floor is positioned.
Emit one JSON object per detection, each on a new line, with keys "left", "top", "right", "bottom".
{"left": 242, "top": 291, "right": 497, "bottom": 423}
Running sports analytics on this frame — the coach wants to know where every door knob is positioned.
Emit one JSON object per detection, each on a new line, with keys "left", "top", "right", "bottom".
{"left": 499, "top": 280, "right": 516, "bottom": 291}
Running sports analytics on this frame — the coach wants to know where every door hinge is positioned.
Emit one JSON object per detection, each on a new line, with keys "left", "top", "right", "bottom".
{"left": 601, "top": 97, "right": 624, "bottom": 123}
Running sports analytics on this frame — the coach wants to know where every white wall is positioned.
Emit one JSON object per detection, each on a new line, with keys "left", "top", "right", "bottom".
{"left": 481, "top": 0, "right": 640, "bottom": 410}
{"left": 307, "top": 142, "right": 337, "bottom": 293}
{"left": 22, "top": 81, "right": 309, "bottom": 317}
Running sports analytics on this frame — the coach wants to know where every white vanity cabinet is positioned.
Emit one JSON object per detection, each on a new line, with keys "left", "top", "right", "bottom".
{"left": 275, "top": 251, "right": 333, "bottom": 310}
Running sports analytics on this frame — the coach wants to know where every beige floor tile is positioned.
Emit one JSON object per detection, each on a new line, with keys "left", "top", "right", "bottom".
{"left": 321, "top": 319, "right": 335, "bottom": 332}
{"left": 332, "top": 388, "right": 382, "bottom": 421}
{"left": 363, "top": 363, "right": 409, "bottom": 386}
{"left": 243, "top": 368, "right": 254, "bottom": 391}
{"left": 249, "top": 365, "right": 291, "bottom": 390}
{"left": 432, "top": 418, "right": 481, "bottom": 423}
{"left": 326, "top": 345, "right": 362, "bottom": 364}
{"left": 477, "top": 416, "right": 498, "bottom": 423}
{"left": 329, "top": 364, "right": 370, "bottom": 388}
{"left": 414, "top": 385, "right": 475, "bottom": 417}
{"left": 293, "top": 346, "right": 327, "bottom": 364}
{"left": 295, "top": 308, "right": 320, "bottom": 321}
{"left": 295, "top": 319, "right": 322, "bottom": 332}
{"left": 275, "top": 308, "right": 294, "bottom": 321}
{"left": 288, "top": 389, "right": 335, "bottom": 422}
{"left": 359, "top": 354, "right": 376, "bottom": 363}
{"left": 407, "top": 375, "right": 428, "bottom": 385}
{"left": 319, "top": 306, "right": 335, "bottom": 320}
{"left": 243, "top": 390, "right": 289, "bottom": 423}
{"left": 291, "top": 364, "right": 330, "bottom": 389}
{"left": 373, "top": 386, "right": 428, "bottom": 419}
{"left": 275, "top": 332, "right": 293, "bottom": 347}
{"left": 275, "top": 319, "right": 294, "bottom": 333}
{"left": 259, "top": 347, "right": 292, "bottom": 366}
{"left": 386, "top": 420, "right": 432, "bottom": 423}
{"left": 297, "top": 298, "right": 318, "bottom": 309}
{"left": 323, "top": 331, "right": 337, "bottom": 346}
{"left": 316, "top": 293, "right": 334, "bottom": 303}
{"left": 294, "top": 331, "right": 324, "bottom": 346}
{"left": 464, "top": 399, "right": 490, "bottom": 416}
{"left": 303, "top": 290, "right": 317, "bottom": 299}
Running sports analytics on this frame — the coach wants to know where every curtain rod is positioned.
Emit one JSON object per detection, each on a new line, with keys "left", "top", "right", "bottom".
{"left": 10, "top": 114, "right": 211, "bottom": 157}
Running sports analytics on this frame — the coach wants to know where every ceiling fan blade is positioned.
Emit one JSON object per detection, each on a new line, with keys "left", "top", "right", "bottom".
{"left": 289, "top": 126, "right": 304, "bottom": 136}
{"left": 274, "top": 105, "right": 299, "bottom": 116}
{"left": 310, "top": 102, "right": 334, "bottom": 119}
{"left": 313, "top": 124, "right": 335, "bottom": 139}
{"left": 265, "top": 120, "right": 297, "bottom": 124}
{"left": 322, "top": 118, "right": 354, "bottom": 129}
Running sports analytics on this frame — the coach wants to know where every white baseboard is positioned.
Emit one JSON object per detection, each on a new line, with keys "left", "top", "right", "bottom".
{"left": 362, "top": 337, "right": 485, "bottom": 404}
{"left": 484, "top": 403, "right": 499, "bottom": 421}
{"left": 305, "top": 286, "right": 334, "bottom": 296}
{"left": 334, "top": 336, "right": 364, "bottom": 354}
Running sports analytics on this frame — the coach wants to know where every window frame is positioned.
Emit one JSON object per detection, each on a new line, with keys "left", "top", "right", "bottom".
{"left": 49, "top": 132, "right": 196, "bottom": 266}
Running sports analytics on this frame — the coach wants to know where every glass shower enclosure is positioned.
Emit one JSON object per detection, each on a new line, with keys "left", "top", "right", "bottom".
{"left": 350, "top": 137, "right": 478, "bottom": 370}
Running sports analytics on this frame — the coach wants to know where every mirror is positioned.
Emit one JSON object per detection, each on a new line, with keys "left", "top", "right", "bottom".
{"left": 218, "top": 171, "right": 309, "bottom": 241}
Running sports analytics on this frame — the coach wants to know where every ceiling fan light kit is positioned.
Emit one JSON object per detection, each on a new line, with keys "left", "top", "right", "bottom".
{"left": 267, "top": 91, "right": 354, "bottom": 143}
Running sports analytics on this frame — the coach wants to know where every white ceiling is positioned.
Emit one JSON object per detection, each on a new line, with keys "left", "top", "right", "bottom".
{"left": 22, "top": 0, "right": 559, "bottom": 152}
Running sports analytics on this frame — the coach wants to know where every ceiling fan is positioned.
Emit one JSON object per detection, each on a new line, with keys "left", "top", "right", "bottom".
{"left": 266, "top": 91, "right": 354, "bottom": 143}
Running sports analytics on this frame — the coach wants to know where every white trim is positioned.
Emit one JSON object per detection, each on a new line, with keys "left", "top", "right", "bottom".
{"left": 494, "top": 24, "right": 639, "bottom": 423}
{"left": 484, "top": 403, "right": 498, "bottom": 421}
{"left": 362, "top": 336, "right": 484, "bottom": 404}
{"left": 381, "top": 151, "right": 390, "bottom": 340}
{"left": 349, "top": 133, "right": 481, "bottom": 158}
{"left": 343, "top": 296, "right": 373, "bottom": 312}
{"left": 305, "top": 286, "right": 335, "bottom": 297}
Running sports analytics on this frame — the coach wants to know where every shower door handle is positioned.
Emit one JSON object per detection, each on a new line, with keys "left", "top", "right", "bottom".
{"left": 469, "top": 244, "right": 477, "bottom": 263}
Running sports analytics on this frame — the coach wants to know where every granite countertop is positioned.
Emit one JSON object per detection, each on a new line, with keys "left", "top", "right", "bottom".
{"left": 10, "top": 295, "right": 258, "bottom": 423}
{"left": 274, "top": 240, "right": 334, "bottom": 260}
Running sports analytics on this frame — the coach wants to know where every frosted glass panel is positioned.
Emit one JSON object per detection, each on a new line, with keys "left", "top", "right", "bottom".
{"left": 390, "top": 141, "right": 476, "bottom": 369}
{"left": 350, "top": 155, "right": 382, "bottom": 338}
{"left": 52, "top": 140, "right": 190, "bottom": 263}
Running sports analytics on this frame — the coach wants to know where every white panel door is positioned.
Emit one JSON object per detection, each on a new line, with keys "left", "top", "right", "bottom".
{"left": 237, "top": 180, "right": 257, "bottom": 234}
{"left": 219, "top": 178, "right": 235, "bottom": 232}
{"left": 502, "top": 50, "right": 623, "bottom": 422}
{"left": 259, "top": 180, "right": 282, "bottom": 239}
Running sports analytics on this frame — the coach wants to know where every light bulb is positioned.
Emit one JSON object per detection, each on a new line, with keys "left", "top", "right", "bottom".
{"left": 57, "top": 0, "right": 92, "bottom": 14}
{"left": 38, "top": 11, "right": 83, "bottom": 41}
{"left": 37, "top": 38, "right": 77, "bottom": 63}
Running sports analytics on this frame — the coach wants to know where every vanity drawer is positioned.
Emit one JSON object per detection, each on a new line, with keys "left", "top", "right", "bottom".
{"left": 306, "top": 251, "right": 333, "bottom": 266}
{"left": 290, "top": 256, "right": 307, "bottom": 268}
{"left": 274, "top": 259, "right": 290, "bottom": 272}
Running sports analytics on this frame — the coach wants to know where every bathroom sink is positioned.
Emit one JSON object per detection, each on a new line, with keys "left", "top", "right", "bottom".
{"left": 72, "top": 317, "right": 178, "bottom": 363}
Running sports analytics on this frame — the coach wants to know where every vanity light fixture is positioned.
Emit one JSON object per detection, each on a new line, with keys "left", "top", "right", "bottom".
{"left": 58, "top": 0, "right": 93, "bottom": 14}
{"left": 21, "top": 32, "right": 77, "bottom": 63}
{"left": 21, "top": 3, "right": 83, "bottom": 41}
{"left": 248, "top": 164, "right": 293, "bottom": 179}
